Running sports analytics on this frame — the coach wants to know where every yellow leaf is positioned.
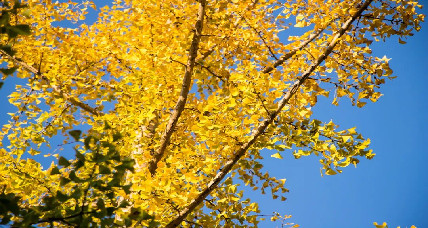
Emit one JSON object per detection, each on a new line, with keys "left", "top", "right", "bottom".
{"left": 357, "top": 101, "right": 367, "bottom": 108}
{"left": 325, "top": 169, "right": 337, "bottom": 175}
{"left": 373, "top": 222, "right": 388, "bottom": 228}
{"left": 341, "top": 135, "right": 352, "bottom": 142}
{"left": 271, "top": 152, "right": 283, "bottom": 159}
{"left": 294, "top": 21, "right": 306, "bottom": 27}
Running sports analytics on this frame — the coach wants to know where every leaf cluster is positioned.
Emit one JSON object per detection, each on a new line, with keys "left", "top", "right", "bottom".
{"left": 0, "top": 126, "right": 158, "bottom": 227}
{"left": 0, "top": 0, "right": 31, "bottom": 82}
{"left": 0, "top": 0, "right": 424, "bottom": 227}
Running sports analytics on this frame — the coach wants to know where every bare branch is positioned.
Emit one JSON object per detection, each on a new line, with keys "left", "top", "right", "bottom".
{"left": 165, "top": 1, "right": 374, "bottom": 226}
{"left": 196, "top": 62, "right": 226, "bottom": 83}
{"left": 148, "top": 0, "right": 207, "bottom": 176}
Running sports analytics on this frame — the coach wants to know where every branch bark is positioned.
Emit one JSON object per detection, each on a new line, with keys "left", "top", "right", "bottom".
{"left": 262, "top": 21, "right": 331, "bottom": 74}
{"left": 165, "top": 0, "right": 373, "bottom": 226}
{"left": 148, "top": 0, "right": 207, "bottom": 176}
{"left": 0, "top": 50, "right": 101, "bottom": 116}
{"left": 148, "top": 1, "right": 261, "bottom": 176}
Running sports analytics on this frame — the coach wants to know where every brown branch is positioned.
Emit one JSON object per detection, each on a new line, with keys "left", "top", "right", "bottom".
{"left": 165, "top": 0, "right": 374, "bottom": 226}
{"left": 254, "top": 91, "right": 271, "bottom": 116}
{"left": 0, "top": 50, "right": 101, "bottom": 116}
{"left": 361, "top": 14, "right": 405, "bottom": 25}
{"left": 262, "top": 20, "right": 332, "bottom": 74}
{"left": 196, "top": 62, "right": 226, "bottom": 83}
{"left": 148, "top": 0, "right": 207, "bottom": 176}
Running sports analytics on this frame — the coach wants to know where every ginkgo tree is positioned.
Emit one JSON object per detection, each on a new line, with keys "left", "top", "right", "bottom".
{"left": 0, "top": 0, "right": 424, "bottom": 227}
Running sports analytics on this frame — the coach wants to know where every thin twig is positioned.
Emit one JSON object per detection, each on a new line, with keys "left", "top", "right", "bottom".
{"left": 240, "top": 14, "right": 279, "bottom": 60}
{"left": 196, "top": 62, "right": 226, "bottom": 83}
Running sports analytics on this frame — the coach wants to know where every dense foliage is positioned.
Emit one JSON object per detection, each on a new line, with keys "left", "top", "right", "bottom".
{"left": 0, "top": 0, "right": 423, "bottom": 227}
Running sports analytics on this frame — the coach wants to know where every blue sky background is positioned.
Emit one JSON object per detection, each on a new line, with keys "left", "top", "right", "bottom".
{"left": 255, "top": 5, "right": 428, "bottom": 228}
{"left": 0, "top": 1, "right": 426, "bottom": 227}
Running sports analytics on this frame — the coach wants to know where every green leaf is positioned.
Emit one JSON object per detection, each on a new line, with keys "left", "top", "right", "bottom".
{"left": 8, "top": 24, "right": 31, "bottom": 36}
{"left": 104, "top": 121, "right": 112, "bottom": 130}
{"left": 42, "top": 196, "right": 57, "bottom": 208}
{"left": 0, "top": 45, "right": 16, "bottom": 56}
{"left": 148, "top": 220, "right": 160, "bottom": 227}
{"left": 106, "top": 207, "right": 115, "bottom": 216}
{"left": 124, "top": 218, "right": 132, "bottom": 227}
{"left": 119, "top": 200, "right": 130, "bottom": 208}
{"left": 106, "top": 192, "right": 114, "bottom": 199}
{"left": 122, "top": 158, "right": 135, "bottom": 172}
{"left": 99, "top": 165, "right": 111, "bottom": 174}
{"left": 0, "top": 67, "right": 17, "bottom": 75}
{"left": 96, "top": 199, "right": 105, "bottom": 210}
{"left": 141, "top": 211, "right": 153, "bottom": 220}
{"left": 0, "top": 13, "right": 10, "bottom": 26}
{"left": 84, "top": 136, "right": 98, "bottom": 150}
{"left": 14, "top": 2, "right": 28, "bottom": 9}
{"left": 75, "top": 159, "right": 85, "bottom": 170}
{"left": 56, "top": 190, "right": 68, "bottom": 202}
{"left": 94, "top": 153, "right": 107, "bottom": 163}
{"left": 69, "top": 171, "right": 81, "bottom": 182}
{"left": 0, "top": 193, "right": 20, "bottom": 215}
{"left": 60, "top": 177, "right": 71, "bottom": 186}
{"left": 113, "top": 132, "right": 122, "bottom": 142}
{"left": 108, "top": 177, "right": 120, "bottom": 187}
{"left": 70, "top": 188, "right": 82, "bottom": 199}
{"left": 74, "top": 149, "right": 86, "bottom": 170}
{"left": 58, "top": 156, "right": 71, "bottom": 167}
{"left": 122, "top": 184, "right": 132, "bottom": 195}
{"left": 0, "top": 81, "right": 3, "bottom": 89}
{"left": 75, "top": 149, "right": 85, "bottom": 161}
{"left": 50, "top": 166, "right": 61, "bottom": 175}
{"left": 69, "top": 130, "right": 82, "bottom": 141}
{"left": 0, "top": 215, "right": 11, "bottom": 224}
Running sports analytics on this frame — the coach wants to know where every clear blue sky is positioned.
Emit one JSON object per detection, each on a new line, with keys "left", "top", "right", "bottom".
{"left": 254, "top": 5, "right": 428, "bottom": 228}
{"left": 0, "top": 1, "right": 426, "bottom": 227}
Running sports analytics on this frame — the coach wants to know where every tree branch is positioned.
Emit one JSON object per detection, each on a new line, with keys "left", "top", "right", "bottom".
{"left": 31, "top": 211, "right": 96, "bottom": 226}
{"left": 165, "top": 0, "right": 374, "bottom": 226}
{"left": 148, "top": 0, "right": 207, "bottom": 176}
{"left": 0, "top": 50, "right": 101, "bottom": 116}
{"left": 196, "top": 62, "right": 226, "bottom": 83}
{"left": 262, "top": 20, "right": 332, "bottom": 74}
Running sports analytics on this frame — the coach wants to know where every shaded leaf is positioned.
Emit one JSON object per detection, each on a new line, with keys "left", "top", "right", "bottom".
{"left": 50, "top": 166, "right": 60, "bottom": 175}
{"left": 8, "top": 24, "right": 31, "bottom": 36}
{"left": 0, "top": 67, "right": 17, "bottom": 75}
{"left": 56, "top": 191, "right": 68, "bottom": 202}
{"left": 69, "top": 130, "right": 82, "bottom": 141}
{"left": 99, "top": 165, "right": 111, "bottom": 174}
{"left": 58, "top": 156, "right": 71, "bottom": 167}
